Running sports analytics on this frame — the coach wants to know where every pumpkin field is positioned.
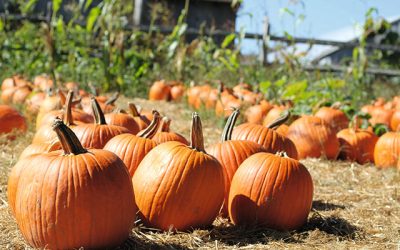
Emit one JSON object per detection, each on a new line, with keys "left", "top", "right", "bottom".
{"left": 1, "top": 78, "right": 400, "bottom": 249}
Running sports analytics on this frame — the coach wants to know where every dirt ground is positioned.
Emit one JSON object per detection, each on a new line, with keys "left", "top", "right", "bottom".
{"left": 1, "top": 98, "right": 400, "bottom": 249}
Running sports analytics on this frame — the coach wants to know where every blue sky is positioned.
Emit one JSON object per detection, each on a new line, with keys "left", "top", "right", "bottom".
{"left": 236, "top": 0, "right": 400, "bottom": 54}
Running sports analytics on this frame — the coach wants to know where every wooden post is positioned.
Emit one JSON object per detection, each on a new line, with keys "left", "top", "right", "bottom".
{"left": 262, "top": 16, "right": 270, "bottom": 66}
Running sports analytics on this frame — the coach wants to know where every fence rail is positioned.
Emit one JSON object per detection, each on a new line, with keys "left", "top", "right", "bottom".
{"left": 2, "top": 12, "right": 400, "bottom": 77}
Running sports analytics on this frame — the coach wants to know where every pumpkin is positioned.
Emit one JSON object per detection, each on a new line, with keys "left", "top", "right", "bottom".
{"left": 368, "top": 106, "right": 393, "bottom": 127}
{"left": 105, "top": 109, "right": 140, "bottom": 134}
{"left": 287, "top": 115, "right": 339, "bottom": 160}
{"left": 8, "top": 119, "right": 136, "bottom": 249}
{"left": 104, "top": 111, "right": 160, "bottom": 177}
{"left": 18, "top": 141, "right": 61, "bottom": 160}
{"left": 32, "top": 91, "right": 82, "bottom": 144}
{"left": 12, "top": 86, "right": 32, "bottom": 105}
{"left": 390, "top": 110, "right": 400, "bottom": 131}
{"left": 152, "top": 117, "right": 189, "bottom": 145}
{"left": 207, "top": 109, "right": 265, "bottom": 216}
{"left": 0, "top": 105, "right": 27, "bottom": 137}
{"left": 1, "top": 84, "right": 18, "bottom": 104}
{"left": 232, "top": 111, "right": 298, "bottom": 159}
{"left": 244, "top": 101, "right": 273, "bottom": 124}
{"left": 170, "top": 83, "right": 185, "bottom": 101}
{"left": 315, "top": 105, "right": 349, "bottom": 133}
{"left": 149, "top": 80, "right": 171, "bottom": 101}
{"left": 36, "top": 88, "right": 63, "bottom": 128}
{"left": 374, "top": 132, "right": 400, "bottom": 168}
{"left": 276, "top": 124, "right": 289, "bottom": 136}
{"left": 128, "top": 102, "right": 150, "bottom": 130}
{"left": 72, "top": 97, "right": 129, "bottom": 148}
{"left": 262, "top": 106, "right": 287, "bottom": 127}
{"left": 132, "top": 112, "right": 224, "bottom": 231}
{"left": 337, "top": 119, "right": 378, "bottom": 164}
{"left": 33, "top": 75, "right": 53, "bottom": 91}
{"left": 228, "top": 152, "right": 314, "bottom": 230}
{"left": 1, "top": 77, "right": 16, "bottom": 91}
{"left": 25, "top": 91, "right": 46, "bottom": 115}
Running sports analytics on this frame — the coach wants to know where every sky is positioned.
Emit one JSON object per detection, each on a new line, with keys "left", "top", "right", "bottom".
{"left": 236, "top": 0, "right": 400, "bottom": 55}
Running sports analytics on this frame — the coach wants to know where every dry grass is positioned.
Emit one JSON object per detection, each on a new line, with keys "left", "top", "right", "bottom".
{"left": 1, "top": 98, "right": 400, "bottom": 249}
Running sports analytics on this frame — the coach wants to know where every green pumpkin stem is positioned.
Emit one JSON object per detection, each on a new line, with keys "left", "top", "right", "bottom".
{"left": 91, "top": 97, "right": 107, "bottom": 125}
{"left": 63, "top": 90, "right": 75, "bottom": 126}
{"left": 128, "top": 102, "right": 140, "bottom": 117}
{"left": 190, "top": 112, "right": 205, "bottom": 152}
{"left": 267, "top": 110, "right": 290, "bottom": 129}
{"left": 53, "top": 118, "right": 87, "bottom": 155}
{"left": 137, "top": 110, "right": 161, "bottom": 138}
{"left": 221, "top": 108, "right": 240, "bottom": 142}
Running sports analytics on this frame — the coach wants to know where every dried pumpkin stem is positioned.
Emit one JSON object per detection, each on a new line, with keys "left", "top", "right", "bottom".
{"left": 58, "top": 89, "right": 66, "bottom": 106}
{"left": 137, "top": 110, "right": 161, "bottom": 138}
{"left": 63, "top": 90, "right": 75, "bottom": 126}
{"left": 53, "top": 118, "right": 87, "bottom": 155}
{"left": 105, "top": 92, "right": 119, "bottom": 106}
{"left": 91, "top": 97, "right": 107, "bottom": 125}
{"left": 190, "top": 112, "right": 205, "bottom": 152}
{"left": 128, "top": 102, "right": 140, "bottom": 117}
{"left": 221, "top": 108, "right": 240, "bottom": 142}
{"left": 350, "top": 115, "right": 359, "bottom": 131}
{"left": 158, "top": 117, "right": 171, "bottom": 133}
{"left": 267, "top": 110, "right": 290, "bottom": 129}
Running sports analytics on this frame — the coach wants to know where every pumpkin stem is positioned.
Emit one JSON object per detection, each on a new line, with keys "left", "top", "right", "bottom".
{"left": 115, "top": 108, "right": 127, "bottom": 114}
{"left": 53, "top": 118, "right": 87, "bottom": 155}
{"left": 88, "top": 82, "right": 99, "bottom": 96}
{"left": 190, "top": 112, "right": 205, "bottom": 152}
{"left": 331, "top": 102, "right": 342, "bottom": 109}
{"left": 128, "top": 102, "right": 140, "bottom": 117}
{"left": 349, "top": 115, "right": 359, "bottom": 131}
{"left": 137, "top": 110, "right": 161, "bottom": 138}
{"left": 276, "top": 151, "right": 289, "bottom": 158}
{"left": 158, "top": 117, "right": 171, "bottom": 132}
{"left": 267, "top": 110, "right": 290, "bottom": 129}
{"left": 91, "top": 97, "right": 107, "bottom": 125}
{"left": 221, "top": 108, "right": 240, "bottom": 142}
{"left": 105, "top": 92, "right": 119, "bottom": 106}
{"left": 63, "top": 90, "right": 75, "bottom": 126}
{"left": 58, "top": 89, "right": 66, "bottom": 106}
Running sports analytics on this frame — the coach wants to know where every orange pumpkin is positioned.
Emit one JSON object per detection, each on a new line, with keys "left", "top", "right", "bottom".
{"left": 132, "top": 113, "right": 224, "bottom": 231}
{"left": 12, "top": 86, "right": 32, "bottom": 105}
{"left": 105, "top": 109, "right": 140, "bottom": 134}
{"left": 104, "top": 111, "right": 160, "bottom": 177}
{"left": 232, "top": 111, "right": 298, "bottom": 159}
{"left": 8, "top": 119, "right": 136, "bottom": 249}
{"left": 170, "top": 84, "right": 185, "bottom": 101}
{"left": 0, "top": 105, "right": 27, "bottom": 137}
{"left": 152, "top": 117, "right": 189, "bottom": 145}
{"left": 262, "top": 106, "right": 287, "bottom": 127}
{"left": 36, "top": 89, "right": 63, "bottom": 128}
{"left": 390, "top": 110, "right": 400, "bottom": 131}
{"left": 207, "top": 109, "right": 266, "bottom": 216}
{"left": 244, "top": 101, "right": 273, "bottom": 124}
{"left": 337, "top": 122, "right": 378, "bottom": 164}
{"left": 374, "top": 132, "right": 400, "bottom": 168}
{"left": 25, "top": 91, "right": 46, "bottom": 115}
{"left": 315, "top": 105, "right": 349, "bottom": 133}
{"left": 287, "top": 116, "right": 339, "bottom": 160}
{"left": 149, "top": 80, "right": 171, "bottom": 101}
{"left": 72, "top": 97, "right": 129, "bottom": 149}
{"left": 229, "top": 152, "right": 313, "bottom": 230}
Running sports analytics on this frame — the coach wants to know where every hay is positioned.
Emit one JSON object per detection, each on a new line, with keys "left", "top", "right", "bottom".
{"left": 1, "top": 98, "right": 400, "bottom": 249}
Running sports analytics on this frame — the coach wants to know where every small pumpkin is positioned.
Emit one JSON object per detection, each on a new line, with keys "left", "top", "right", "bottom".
{"left": 287, "top": 115, "right": 339, "bottom": 160}
{"left": 207, "top": 109, "right": 266, "bottom": 217}
{"left": 0, "top": 105, "right": 27, "bottom": 137}
{"left": 8, "top": 119, "right": 136, "bottom": 249}
{"left": 244, "top": 101, "right": 273, "bottom": 124}
{"left": 337, "top": 117, "right": 378, "bottom": 164}
{"left": 315, "top": 104, "right": 349, "bottom": 133}
{"left": 104, "top": 111, "right": 160, "bottom": 177}
{"left": 374, "top": 131, "right": 400, "bottom": 168}
{"left": 149, "top": 80, "right": 171, "bottom": 101}
{"left": 72, "top": 97, "right": 129, "bottom": 149}
{"left": 132, "top": 112, "right": 224, "bottom": 231}
{"left": 232, "top": 111, "right": 298, "bottom": 159}
{"left": 228, "top": 152, "right": 314, "bottom": 230}
{"left": 262, "top": 106, "right": 287, "bottom": 127}
{"left": 170, "top": 83, "right": 185, "bottom": 101}
{"left": 152, "top": 117, "right": 189, "bottom": 145}
{"left": 390, "top": 110, "right": 400, "bottom": 131}
{"left": 105, "top": 109, "right": 140, "bottom": 134}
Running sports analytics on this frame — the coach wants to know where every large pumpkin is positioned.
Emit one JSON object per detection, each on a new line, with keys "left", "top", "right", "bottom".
{"left": 8, "top": 119, "right": 136, "bottom": 249}
{"left": 72, "top": 97, "right": 129, "bottom": 148}
{"left": 374, "top": 132, "right": 400, "bottom": 168}
{"left": 229, "top": 152, "right": 314, "bottom": 230}
{"left": 0, "top": 105, "right": 27, "bottom": 136}
{"left": 207, "top": 109, "right": 265, "bottom": 216}
{"left": 232, "top": 111, "right": 298, "bottom": 159}
{"left": 104, "top": 111, "right": 160, "bottom": 177}
{"left": 132, "top": 113, "right": 224, "bottom": 231}
{"left": 287, "top": 115, "right": 339, "bottom": 160}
